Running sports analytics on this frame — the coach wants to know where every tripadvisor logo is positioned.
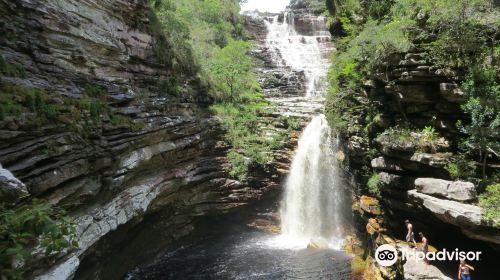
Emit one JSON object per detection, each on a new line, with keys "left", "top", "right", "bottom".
{"left": 375, "top": 244, "right": 398, "bottom": 267}
{"left": 375, "top": 244, "right": 482, "bottom": 267}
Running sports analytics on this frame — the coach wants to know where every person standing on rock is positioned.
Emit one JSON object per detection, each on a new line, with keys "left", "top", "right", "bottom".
{"left": 458, "top": 260, "right": 474, "bottom": 280}
{"left": 419, "top": 232, "right": 429, "bottom": 264}
{"left": 405, "top": 220, "right": 417, "bottom": 248}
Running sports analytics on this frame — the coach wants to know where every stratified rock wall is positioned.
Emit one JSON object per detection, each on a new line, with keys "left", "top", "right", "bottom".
{"left": 0, "top": 1, "right": 297, "bottom": 278}
{"left": 344, "top": 48, "right": 500, "bottom": 252}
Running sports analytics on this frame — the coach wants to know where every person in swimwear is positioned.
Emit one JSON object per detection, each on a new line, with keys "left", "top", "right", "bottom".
{"left": 405, "top": 220, "right": 417, "bottom": 248}
{"left": 458, "top": 260, "right": 474, "bottom": 280}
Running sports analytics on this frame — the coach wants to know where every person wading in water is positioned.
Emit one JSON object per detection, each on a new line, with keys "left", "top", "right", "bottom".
{"left": 405, "top": 220, "right": 417, "bottom": 248}
{"left": 458, "top": 260, "right": 474, "bottom": 280}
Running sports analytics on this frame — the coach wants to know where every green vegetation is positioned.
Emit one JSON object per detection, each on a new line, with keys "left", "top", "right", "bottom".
{"left": 150, "top": 0, "right": 292, "bottom": 181}
{"left": 289, "top": 0, "right": 327, "bottom": 14}
{"left": 445, "top": 155, "right": 477, "bottom": 180}
{"left": 367, "top": 173, "right": 381, "bottom": 196}
{"left": 151, "top": 0, "right": 243, "bottom": 84}
{"left": 83, "top": 84, "right": 106, "bottom": 98}
{"left": 420, "top": 126, "right": 438, "bottom": 145}
{"left": 0, "top": 55, "right": 26, "bottom": 78}
{"left": 376, "top": 126, "right": 442, "bottom": 153}
{"left": 211, "top": 102, "right": 298, "bottom": 182}
{"left": 0, "top": 82, "right": 62, "bottom": 123}
{"left": 326, "top": 0, "right": 498, "bottom": 182}
{"left": 0, "top": 200, "right": 77, "bottom": 279}
{"left": 0, "top": 81, "right": 143, "bottom": 133}
{"left": 479, "top": 184, "right": 500, "bottom": 227}
{"left": 458, "top": 65, "right": 500, "bottom": 178}
{"left": 209, "top": 41, "right": 259, "bottom": 102}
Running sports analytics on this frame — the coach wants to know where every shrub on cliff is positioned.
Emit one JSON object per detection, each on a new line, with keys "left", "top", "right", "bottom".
{"left": 0, "top": 200, "right": 77, "bottom": 279}
{"left": 479, "top": 184, "right": 500, "bottom": 227}
{"left": 367, "top": 173, "right": 381, "bottom": 196}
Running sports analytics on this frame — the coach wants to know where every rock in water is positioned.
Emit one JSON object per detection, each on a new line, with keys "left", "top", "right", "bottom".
{"left": 307, "top": 238, "right": 329, "bottom": 249}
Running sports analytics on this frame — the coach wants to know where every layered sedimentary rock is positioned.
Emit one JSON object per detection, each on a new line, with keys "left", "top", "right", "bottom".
{"left": 345, "top": 49, "right": 500, "bottom": 252}
{"left": 0, "top": 1, "right": 300, "bottom": 278}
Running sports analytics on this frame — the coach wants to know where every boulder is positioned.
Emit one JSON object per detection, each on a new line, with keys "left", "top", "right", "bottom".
{"left": 408, "top": 190, "right": 500, "bottom": 246}
{"left": 0, "top": 163, "right": 29, "bottom": 203}
{"left": 408, "top": 190, "right": 482, "bottom": 227}
{"left": 414, "top": 178, "right": 477, "bottom": 202}
{"left": 307, "top": 238, "right": 329, "bottom": 249}
{"left": 360, "top": 195, "right": 381, "bottom": 215}
{"left": 410, "top": 153, "right": 452, "bottom": 168}
{"left": 379, "top": 172, "right": 415, "bottom": 190}
{"left": 401, "top": 246, "right": 452, "bottom": 280}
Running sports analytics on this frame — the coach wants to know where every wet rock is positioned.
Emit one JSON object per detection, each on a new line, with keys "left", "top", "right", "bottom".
{"left": 0, "top": 163, "right": 29, "bottom": 203}
{"left": 360, "top": 195, "right": 381, "bottom": 215}
{"left": 247, "top": 219, "right": 280, "bottom": 234}
{"left": 307, "top": 238, "right": 329, "bottom": 249}
{"left": 414, "top": 178, "right": 477, "bottom": 202}
{"left": 366, "top": 218, "right": 381, "bottom": 235}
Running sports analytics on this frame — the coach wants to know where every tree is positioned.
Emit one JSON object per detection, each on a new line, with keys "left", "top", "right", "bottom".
{"left": 209, "top": 40, "right": 255, "bottom": 102}
{"left": 458, "top": 66, "right": 500, "bottom": 178}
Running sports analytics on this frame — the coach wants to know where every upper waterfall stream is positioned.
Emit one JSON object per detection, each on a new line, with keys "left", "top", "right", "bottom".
{"left": 264, "top": 13, "right": 332, "bottom": 97}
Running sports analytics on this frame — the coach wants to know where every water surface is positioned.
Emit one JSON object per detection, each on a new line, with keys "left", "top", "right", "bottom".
{"left": 126, "top": 231, "right": 352, "bottom": 280}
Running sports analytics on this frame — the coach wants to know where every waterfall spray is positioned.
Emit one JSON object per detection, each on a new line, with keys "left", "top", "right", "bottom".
{"left": 279, "top": 114, "right": 345, "bottom": 248}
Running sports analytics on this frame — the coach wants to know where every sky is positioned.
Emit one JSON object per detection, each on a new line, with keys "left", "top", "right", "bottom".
{"left": 240, "top": 0, "right": 289, "bottom": 13}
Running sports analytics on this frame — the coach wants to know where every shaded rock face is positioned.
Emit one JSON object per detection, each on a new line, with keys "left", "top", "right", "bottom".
{"left": 408, "top": 190, "right": 500, "bottom": 247}
{"left": 343, "top": 47, "right": 500, "bottom": 256}
{"left": 0, "top": 1, "right": 300, "bottom": 278}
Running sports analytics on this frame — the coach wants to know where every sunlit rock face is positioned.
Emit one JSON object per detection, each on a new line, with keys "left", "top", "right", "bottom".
{"left": 0, "top": 0, "right": 302, "bottom": 278}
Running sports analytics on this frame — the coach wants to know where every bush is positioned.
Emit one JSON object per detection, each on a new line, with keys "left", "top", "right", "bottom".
{"left": 158, "top": 77, "right": 179, "bottom": 96}
{"left": 25, "top": 91, "right": 61, "bottom": 121}
{"left": 0, "top": 200, "right": 77, "bottom": 279}
{"left": 445, "top": 154, "right": 477, "bottom": 180}
{"left": 0, "top": 55, "right": 26, "bottom": 78}
{"left": 226, "top": 150, "right": 250, "bottom": 182}
{"left": 0, "top": 101, "right": 23, "bottom": 121}
{"left": 479, "top": 184, "right": 500, "bottom": 227}
{"left": 83, "top": 84, "right": 106, "bottom": 98}
{"left": 367, "top": 173, "right": 381, "bottom": 195}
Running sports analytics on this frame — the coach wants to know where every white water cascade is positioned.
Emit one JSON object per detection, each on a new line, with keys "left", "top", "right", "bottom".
{"left": 264, "top": 13, "right": 332, "bottom": 97}
{"left": 279, "top": 114, "right": 345, "bottom": 248}
{"left": 260, "top": 10, "right": 347, "bottom": 249}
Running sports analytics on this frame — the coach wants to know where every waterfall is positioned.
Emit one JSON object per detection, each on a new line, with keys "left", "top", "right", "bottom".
{"left": 260, "top": 8, "right": 345, "bottom": 249}
{"left": 279, "top": 115, "right": 345, "bottom": 248}
{"left": 264, "top": 13, "right": 332, "bottom": 97}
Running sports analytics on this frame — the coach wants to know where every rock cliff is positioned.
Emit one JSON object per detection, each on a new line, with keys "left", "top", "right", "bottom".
{"left": 342, "top": 47, "right": 500, "bottom": 277}
{"left": 0, "top": 1, "right": 299, "bottom": 278}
